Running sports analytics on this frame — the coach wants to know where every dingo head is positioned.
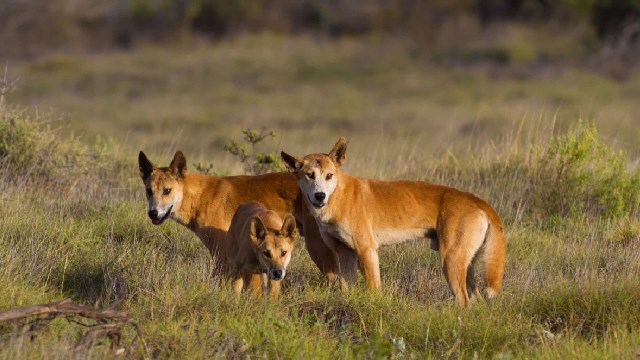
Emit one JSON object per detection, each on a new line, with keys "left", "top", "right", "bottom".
{"left": 138, "top": 150, "right": 186, "bottom": 225}
{"left": 250, "top": 214, "right": 297, "bottom": 280}
{"left": 281, "top": 137, "right": 347, "bottom": 210}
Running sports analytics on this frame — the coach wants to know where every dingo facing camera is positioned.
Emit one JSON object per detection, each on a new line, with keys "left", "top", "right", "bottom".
{"left": 225, "top": 201, "right": 297, "bottom": 298}
{"left": 138, "top": 150, "right": 338, "bottom": 278}
{"left": 282, "top": 138, "right": 506, "bottom": 306}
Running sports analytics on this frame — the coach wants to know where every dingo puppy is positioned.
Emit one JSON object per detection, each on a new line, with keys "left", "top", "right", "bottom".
{"left": 225, "top": 201, "right": 297, "bottom": 298}
{"left": 138, "top": 150, "right": 337, "bottom": 281}
{"left": 281, "top": 138, "right": 506, "bottom": 306}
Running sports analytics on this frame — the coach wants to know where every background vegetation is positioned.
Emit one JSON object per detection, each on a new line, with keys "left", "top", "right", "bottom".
{"left": 1, "top": 1, "right": 640, "bottom": 358}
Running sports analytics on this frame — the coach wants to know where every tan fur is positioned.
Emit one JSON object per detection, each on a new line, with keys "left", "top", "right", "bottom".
{"left": 281, "top": 138, "right": 507, "bottom": 306}
{"left": 138, "top": 151, "right": 338, "bottom": 281}
{"left": 225, "top": 202, "right": 297, "bottom": 298}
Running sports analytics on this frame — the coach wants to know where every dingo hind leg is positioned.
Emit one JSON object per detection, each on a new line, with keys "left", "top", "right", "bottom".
{"left": 442, "top": 250, "right": 471, "bottom": 306}
{"left": 439, "top": 209, "right": 489, "bottom": 306}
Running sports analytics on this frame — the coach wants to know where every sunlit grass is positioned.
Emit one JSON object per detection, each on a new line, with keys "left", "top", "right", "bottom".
{"left": 1, "top": 35, "right": 639, "bottom": 358}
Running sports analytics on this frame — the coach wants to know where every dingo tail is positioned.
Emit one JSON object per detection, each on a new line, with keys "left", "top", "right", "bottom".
{"left": 482, "top": 214, "right": 506, "bottom": 298}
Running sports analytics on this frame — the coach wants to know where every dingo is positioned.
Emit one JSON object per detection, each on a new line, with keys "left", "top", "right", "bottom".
{"left": 281, "top": 138, "right": 506, "bottom": 306}
{"left": 138, "top": 150, "right": 337, "bottom": 281}
{"left": 225, "top": 201, "right": 297, "bottom": 298}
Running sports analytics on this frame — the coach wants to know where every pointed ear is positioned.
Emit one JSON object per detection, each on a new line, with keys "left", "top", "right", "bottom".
{"left": 138, "top": 151, "right": 155, "bottom": 179}
{"left": 280, "top": 151, "right": 303, "bottom": 173}
{"left": 250, "top": 217, "right": 267, "bottom": 247}
{"left": 328, "top": 137, "right": 347, "bottom": 167}
{"left": 280, "top": 214, "right": 297, "bottom": 241}
{"left": 169, "top": 150, "right": 187, "bottom": 178}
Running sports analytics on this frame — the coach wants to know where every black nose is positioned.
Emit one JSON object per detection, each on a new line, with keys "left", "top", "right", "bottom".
{"left": 148, "top": 210, "right": 158, "bottom": 219}
{"left": 314, "top": 192, "right": 326, "bottom": 202}
{"left": 271, "top": 269, "right": 283, "bottom": 279}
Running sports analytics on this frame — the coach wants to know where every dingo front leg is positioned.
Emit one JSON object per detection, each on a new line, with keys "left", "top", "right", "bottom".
{"left": 246, "top": 273, "right": 264, "bottom": 298}
{"left": 357, "top": 246, "right": 381, "bottom": 290}
{"left": 231, "top": 272, "right": 244, "bottom": 295}
{"left": 269, "top": 279, "right": 281, "bottom": 299}
{"left": 321, "top": 232, "right": 358, "bottom": 288}
{"left": 351, "top": 227, "right": 381, "bottom": 290}
{"left": 303, "top": 215, "right": 340, "bottom": 282}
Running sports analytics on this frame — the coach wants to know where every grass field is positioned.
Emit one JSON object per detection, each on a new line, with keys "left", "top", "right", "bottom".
{"left": 1, "top": 34, "right": 640, "bottom": 358}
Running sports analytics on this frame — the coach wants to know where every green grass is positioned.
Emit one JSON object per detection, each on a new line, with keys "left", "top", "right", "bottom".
{"left": 1, "top": 35, "right": 640, "bottom": 358}
{"left": 1, "top": 190, "right": 639, "bottom": 358}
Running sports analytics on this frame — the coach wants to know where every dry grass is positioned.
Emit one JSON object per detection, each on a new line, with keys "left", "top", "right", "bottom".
{"left": 9, "top": 34, "right": 640, "bottom": 163}
{"left": 1, "top": 35, "right": 639, "bottom": 358}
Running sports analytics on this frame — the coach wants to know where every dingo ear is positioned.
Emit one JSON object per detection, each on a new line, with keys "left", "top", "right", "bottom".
{"left": 281, "top": 151, "right": 302, "bottom": 173}
{"left": 250, "top": 217, "right": 267, "bottom": 246}
{"left": 169, "top": 150, "right": 187, "bottom": 178}
{"left": 328, "top": 137, "right": 347, "bottom": 167}
{"left": 281, "top": 214, "right": 297, "bottom": 241}
{"left": 138, "top": 151, "right": 155, "bottom": 179}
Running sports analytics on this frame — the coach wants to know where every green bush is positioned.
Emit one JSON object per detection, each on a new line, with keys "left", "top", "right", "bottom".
{"left": 0, "top": 106, "right": 56, "bottom": 178}
{"left": 0, "top": 105, "right": 123, "bottom": 197}
{"left": 0, "top": 109, "right": 39, "bottom": 168}
{"left": 429, "top": 121, "right": 639, "bottom": 221}
{"left": 532, "top": 121, "right": 640, "bottom": 218}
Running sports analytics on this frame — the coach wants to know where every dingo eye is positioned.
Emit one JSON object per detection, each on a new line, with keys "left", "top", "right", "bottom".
{"left": 263, "top": 250, "right": 271, "bottom": 258}
{"left": 163, "top": 188, "right": 172, "bottom": 195}
{"left": 307, "top": 172, "right": 315, "bottom": 180}
{"left": 145, "top": 188, "right": 152, "bottom": 196}
{"left": 326, "top": 173, "right": 333, "bottom": 180}
{"left": 281, "top": 250, "right": 287, "bottom": 256}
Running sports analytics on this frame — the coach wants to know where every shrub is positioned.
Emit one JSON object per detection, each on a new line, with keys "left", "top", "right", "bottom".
{"left": 0, "top": 103, "right": 123, "bottom": 199}
{"left": 0, "top": 106, "right": 59, "bottom": 180}
{"left": 531, "top": 121, "right": 640, "bottom": 219}
{"left": 429, "top": 121, "right": 639, "bottom": 221}
{"left": 223, "top": 128, "right": 285, "bottom": 175}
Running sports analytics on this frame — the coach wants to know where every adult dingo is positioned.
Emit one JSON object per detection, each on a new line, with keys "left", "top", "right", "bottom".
{"left": 281, "top": 138, "right": 506, "bottom": 306}
{"left": 225, "top": 201, "right": 297, "bottom": 298}
{"left": 138, "top": 150, "right": 337, "bottom": 281}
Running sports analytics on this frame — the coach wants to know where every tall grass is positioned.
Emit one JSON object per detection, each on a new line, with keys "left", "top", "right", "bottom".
{"left": 11, "top": 36, "right": 640, "bottom": 165}
{"left": 425, "top": 120, "right": 640, "bottom": 221}
{"left": 0, "top": 95, "right": 639, "bottom": 358}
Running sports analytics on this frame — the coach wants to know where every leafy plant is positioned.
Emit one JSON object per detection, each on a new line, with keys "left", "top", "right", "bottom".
{"left": 223, "top": 128, "right": 285, "bottom": 175}
{"left": 531, "top": 121, "right": 640, "bottom": 218}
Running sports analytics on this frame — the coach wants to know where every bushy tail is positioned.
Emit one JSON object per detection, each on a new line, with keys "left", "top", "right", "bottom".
{"left": 482, "top": 215, "right": 506, "bottom": 298}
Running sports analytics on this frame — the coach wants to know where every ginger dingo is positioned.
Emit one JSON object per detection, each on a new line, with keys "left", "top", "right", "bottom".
{"left": 138, "top": 150, "right": 337, "bottom": 281}
{"left": 281, "top": 138, "right": 506, "bottom": 306}
{"left": 225, "top": 201, "right": 297, "bottom": 298}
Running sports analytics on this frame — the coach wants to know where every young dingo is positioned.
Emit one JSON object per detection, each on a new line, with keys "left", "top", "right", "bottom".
{"left": 225, "top": 201, "right": 297, "bottom": 298}
{"left": 281, "top": 138, "right": 506, "bottom": 306}
{"left": 138, "top": 150, "right": 337, "bottom": 282}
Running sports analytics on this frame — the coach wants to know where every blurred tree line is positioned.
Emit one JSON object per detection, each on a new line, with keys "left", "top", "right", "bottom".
{"left": 1, "top": 0, "right": 639, "bottom": 58}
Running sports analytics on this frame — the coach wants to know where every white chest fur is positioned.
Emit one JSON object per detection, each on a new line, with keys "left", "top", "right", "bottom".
{"left": 317, "top": 220, "right": 356, "bottom": 249}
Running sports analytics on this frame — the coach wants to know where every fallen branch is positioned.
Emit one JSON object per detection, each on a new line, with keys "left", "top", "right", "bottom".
{"left": 0, "top": 299, "right": 144, "bottom": 357}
